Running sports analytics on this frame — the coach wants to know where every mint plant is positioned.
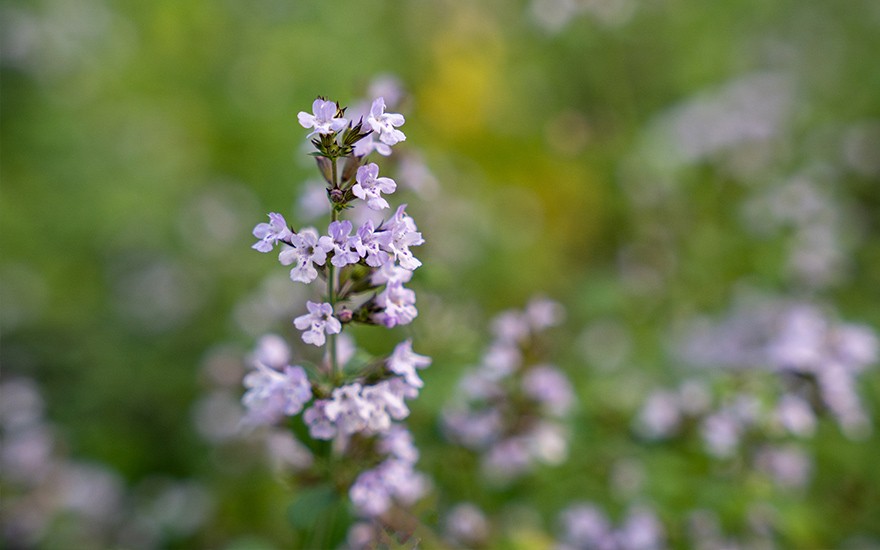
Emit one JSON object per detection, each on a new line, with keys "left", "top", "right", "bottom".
{"left": 241, "top": 96, "right": 431, "bottom": 544}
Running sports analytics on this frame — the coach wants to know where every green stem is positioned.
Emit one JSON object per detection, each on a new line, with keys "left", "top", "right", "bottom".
{"left": 328, "top": 157, "right": 340, "bottom": 382}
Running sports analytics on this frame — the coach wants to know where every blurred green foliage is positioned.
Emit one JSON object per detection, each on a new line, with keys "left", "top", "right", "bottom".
{"left": 2, "top": 0, "right": 879, "bottom": 548}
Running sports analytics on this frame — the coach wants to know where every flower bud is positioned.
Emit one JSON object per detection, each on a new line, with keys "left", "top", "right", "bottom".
{"left": 342, "top": 155, "right": 361, "bottom": 184}
{"left": 329, "top": 188, "right": 345, "bottom": 204}
{"left": 338, "top": 308, "right": 353, "bottom": 323}
{"left": 315, "top": 156, "right": 333, "bottom": 184}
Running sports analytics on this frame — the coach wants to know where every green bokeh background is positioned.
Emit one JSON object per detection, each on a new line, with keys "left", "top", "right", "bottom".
{"left": 2, "top": 0, "right": 879, "bottom": 547}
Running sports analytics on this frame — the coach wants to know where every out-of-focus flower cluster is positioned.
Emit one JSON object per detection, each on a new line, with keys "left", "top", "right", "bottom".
{"left": 442, "top": 297, "right": 573, "bottom": 483}
{"left": 1, "top": 379, "right": 213, "bottom": 549}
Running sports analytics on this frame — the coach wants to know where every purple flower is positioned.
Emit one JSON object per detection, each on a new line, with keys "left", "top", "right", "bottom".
{"left": 278, "top": 228, "right": 333, "bottom": 283}
{"left": 366, "top": 97, "right": 406, "bottom": 146}
{"left": 293, "top": 301, "right": 341, "bottom": 346}
{"left": 381, "top": 204, "right": 424, "bottom": 270}
{"left": 324, "top": 383, "right": 371, "bottom": 435}
{"left": 353, "top": 220, "right": 391, "bottom": 267}
{"left": 353, "top": 132, "right": 392, "bottom": 157}
{"left": 303, "top": 400, "right": 336, "bottom": 440}
{"left": 349, "top": 468, "right": 393, "bottom": 517}
{"left": 378, "top": 425, "right": 419, "bottom": 463}
{"left": 352, "top": 163, "right": 397, "bottom": 210}
{"left": 319, "top": 220, "right": 360, "bottom": 268}
{"left": 558, "top": 503, "right": 614, "bottom": 550}
{"left": 387, "top": 339, "right": 431, "bottom": 389}
{"left": 361, "top": 381, "right": 410, "bottom": 432}
{"left": 242, "top": 364, "right": 312, "bottom": 426}
{"left": 252, "top": 213, "right": 293, "bottom": 253}
{"left": 375, "top": 282, "right": 418, "bottom": 328}
{"left": 297, "top": 98, "right": 348, "bottom": 137}
{"left": 522, "top": 365, "right": 575, "bottom": 417}
{"left": 371, "top": 262, "right": 413, "bottom": 287}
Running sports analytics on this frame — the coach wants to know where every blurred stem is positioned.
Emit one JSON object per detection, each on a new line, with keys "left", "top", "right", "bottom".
{"left": 328, "top": 157, "right": 340, "bottom": 382}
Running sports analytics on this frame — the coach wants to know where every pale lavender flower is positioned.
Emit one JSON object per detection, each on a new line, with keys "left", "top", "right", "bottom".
{"left": 527, "top": 421, "right": 569, "bottom": 465}
{"left": 297, "top": 98, "right": 348, "bottom": 137}
{"left": 382, "top": 204, "right": 424, "bottom": 270}
{"left": 370, "top": 262, "right": 413, "bottom": 286}
{"left": 754, "top": 445, "right": 812, "bottom": 489}
{"left": 349, "top": 458, "right": 429, "bottom": 518}
{"left": 353, "top": 220, "right": 392, "bottom": 267}
{"left": 635, "top": 390, "right": 682, "bottom": 439}
{"left": 266, "top": 429, "right": 313, "bottom": 472}
{"left": 366, "top": 97, "right": 406, "bottom": 146}
{"left": 701, "top": 412, "right": 741, "bottom": 458}
{"left": 347, "top": 522, "right": 379, "bottom": 550}
{"left": 319, "top": 220, "right": 360, "bottom": 268}
{"left": 361, "top": 381, "right": 410, "bottom": 432}
{"left": 353, "top": 132, "right": 392, "bottom": 157}
{"left": 0, "top": 378, "right": 44, "bottom": 431}
{"left": 349, "top": 468, "right": 392, "bottom": 517}
{"left": 522, "top": 365, "right": 575, "bottom": 417}
{"left": 526, "top": 297, "right": 565, "bottom": 330}
{"left": 375, "top": 282, "right": 418, "bottom": 328}
{"left": 324, "top": 383, "right": 371, "bottom": 435}
{"left": 482, "top": 342, "right": 522, "bottom": 377}
{"left": 367, "top": 75, "right": 405, "bottom": 109}
{"left": 293, "top": 301, "right": 341, "bottom": 346}
{"left": 242, "top": 363, "right": 312, "bottom": 425}
{"left": 278, "top": 228, "right": 333, "bottom": 283}
{"left": 484, "top": 437, "right": 532, "bottom": 480}
{"left": 385, "top": 376, "right": 420, "bottom": 401}
{"left": 445, "top": 503, "right": 490, "bottom": 548}
{"left": 774, "top": 394, "right": 816, "bottom": 437}
{"left": 303, "top": 400, "right": 336, "bottom": 440}
{"left": 352, "top": 163, "right": 397, "bottom": 210}
{"left": 379, "top": 458, "right": 430, "bottom": 505}
{"left": 617, "top": 505, "right": 665, "bottom": 550}
{"left": 387, "top": 339, "right": 432, "bottom": 389}
{"left": 253, "top": 333, "right": 290, "bottom": 369}
{"left": 1, "top": 424, "right": 54, "bottom": 484}
{"left": 378, "top": 425, "right": 419, "bottom": 463}
{"left": 252, "top": 213, "right": 293, "bottom": 253}
{"left": 296, "top": 179, "right": 332, "bottom": 220}
{"left": 491, "top": 310, "right": 531, "bottom": 344}
{"left": 442, "top": 408, "right": 503, "bottom": 448}
{"left": 558, "top": 503, "right": 615, "bottom": 550}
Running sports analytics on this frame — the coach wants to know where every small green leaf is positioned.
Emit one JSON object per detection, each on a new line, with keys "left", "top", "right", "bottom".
{"left": 286, "top": 484, "right": 338, "bottom": 530}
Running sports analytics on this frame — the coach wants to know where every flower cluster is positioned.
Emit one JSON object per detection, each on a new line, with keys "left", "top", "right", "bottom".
{"left": 556, "top": 502, "right": 665, "bottom": 550}
{"left": 442, "top": 297, "right": 574, "bottom": 482}
{"left": 241, "top": 95, "right": 431, "bottom": 524}
{"left": 678, "top": 297, "right": 878, "bottom": 439}
{"left": 348, "top": 425, "right": 431, "bottom": 518}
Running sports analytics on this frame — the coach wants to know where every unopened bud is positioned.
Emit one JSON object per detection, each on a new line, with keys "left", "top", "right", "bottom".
{"left": 315, "top": 156, "right": 333, "bottom": 184}
{"left": 342, "top": 155, "right": 361, "bottom": 183}
{"left": 329, "top": 188, "right": 345, "bottom": 204}
{"left": 338, "top": 308, "right": 353, "bottom": 323}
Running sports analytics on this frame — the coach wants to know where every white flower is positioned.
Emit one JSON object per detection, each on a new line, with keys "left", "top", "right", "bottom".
{"left": 375, "top": 282, "right": 418, "bottom": 328}
{"left": 303, "top": 400, "right": 336, "bottom": 440}
{"left": 297, "top": 98, "right": 348, "bottom": 137}
{"left": 387, "top": 340, "right": 431, "bottom": 389}
{"left": 381, "top": 204, "right": 424, "bottom": 270}
{"left": 324, "top": 383, "right": 372, "bottom": 435}
{"left": 366, "top": 97, "right": 406, "bottom": 146}
{"left": 241, "top": 363, "right": 312, "bottom": 425}
{"left": 293, "top": 301, "right": 341, "bottom": 347}
{"left": 252, "top": 213, "right": 293, "bottom": 253}
{"left": 352, "top": 163, "right": 397, "bottom": 210}
{"left": 278, "top": 228, "right": 333, "bottom": 284}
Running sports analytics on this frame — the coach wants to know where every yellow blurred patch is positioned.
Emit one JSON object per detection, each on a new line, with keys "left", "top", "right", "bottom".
{"left": 418, "top": 9, "right": 507, "bottom": 138}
